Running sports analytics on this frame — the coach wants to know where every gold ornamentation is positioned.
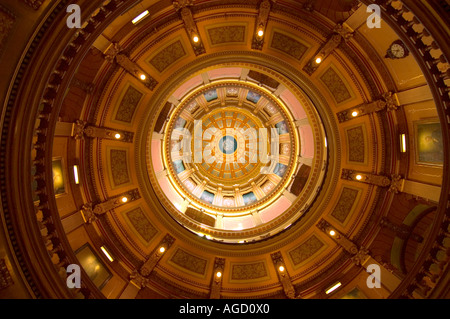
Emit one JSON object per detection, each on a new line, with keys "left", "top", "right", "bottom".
{"left": 331, "top": 187, "right": 359, "bottom": 223}
{"left": 126, "top": 207, "right": 158, "bottom": 243}
{"left": 288, "top": 235, "right": 324, "bottom": 266}
{"left": 320, "top": 67, "right": 352, "bottom": 104}
{"left": 110, "top": 149, "right": 130, "bottom": 186}
{"left": 346, "top": 126, "right": 365, "bottom": 163}
{"left": 231, "top": 262, "right": 267, "bottom": 280}
{"left": 270, "top": 32, "right": 308, "bottom": 61}
{"left": 208, "top": 26, "right": 246, "bottom": 45}
{"left": 149, "top": 40, "right": 186, "bottom": 72}
{"left": 114, "top": 86, "right": 143, "bottom": 123}
{"left": 170, "top": 248, "right": 208, "bottom": 275}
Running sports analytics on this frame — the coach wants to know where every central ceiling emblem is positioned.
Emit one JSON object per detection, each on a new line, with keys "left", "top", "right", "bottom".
{"left": 219, "top": 135, "right": 237, "bottom": 154}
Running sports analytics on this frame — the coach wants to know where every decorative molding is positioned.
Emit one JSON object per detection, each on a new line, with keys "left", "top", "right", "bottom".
{"left": 210, "top": 257, "right": 225, "bottom": 299}
{"left": 270, "top": 31, "right": 309, "bottom": 61}
{"left": 316, "top": 219, "right": 358, "bottom": 254}
{"left": 271, "top": 252, "right": 297, "bottom": 299}
{"left": 319, "top": 66, "right": 353, "bottom": 104}
{"left": 207, "top": 25, "right": 246, "bottom": 45}
{"left": 0, "top": 259, "right": 13, "bottom": 290}
{"left": 105, "top": 43, "right": 158, "bottom": 90}
{"left": 73, "top": 120, "right": 134, "bottom": 142}
{"left": 288, "top": 235, "right": 324, "bottom": 266}
{"left": 173, "top": 1, "right": 205, "bottom": 56}
{"left": 125, "top": 207, "right": 159, "bottom": 244}
{"left": 303, "top": 23, "right": 353, "bottom": 75}
{"left": 230, "top": 261, "right": 268, "bottom": 281}
{"left": 109, "top": 149, "right": 130, "bottom": 187}
{"left": 169, "top": 248, "right": 208, "bottom": 276}
{"left": 149, "top": 40, "right": 186, "bottom": 72}
{"left": 346, "top": 125, "right": 365, "bottom": 163}
{"left": 336, "top": 92, "right": 400, "bottom": 122}
{"left": 80, "top": 189, "right": 141, "bottom": 223}
{"left": 341, "top": 169, "right": 404, "bottom": 194}
{"left": 138, "top": 234, "right": 176, "bottom": 279}
{"left": 113, "top": 85, "right": 144, "bottom": 124}
{"left": 330, "top": 187, "right": 359, "bottom": 223}
{"left": 252, "top": 0, "right": 272, "bottom": 50}
{"left": 22, "top": 0, "right": 45, "bottom": 10}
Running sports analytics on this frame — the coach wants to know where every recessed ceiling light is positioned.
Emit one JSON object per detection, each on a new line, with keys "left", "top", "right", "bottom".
{"left": 121, "top": 196, "right": 128, "bottom": 203}
{"left": 193, "top": 35, "right": 199, "bottom": 43}
{"left": 114, "top": 133, "right": 121, "bottom": 139}
{"left": 257, "top": 29, "right": 264, "bottom": 37}
{"left": 352, "top": 111, "right": 358, "bottom": 117}
{"left": 139, "top": 74, "right": 146, "bottom": 81}
{"left": 315, "top": 57, "right": 322, "bottom": 64}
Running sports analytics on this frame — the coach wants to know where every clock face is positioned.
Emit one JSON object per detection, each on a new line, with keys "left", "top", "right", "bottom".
{"left": 390, "top": 43, "right": 405, "bottom": 58}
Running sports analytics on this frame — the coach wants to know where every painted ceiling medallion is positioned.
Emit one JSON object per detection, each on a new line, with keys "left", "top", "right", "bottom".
{"left": 166, "top": 86, "right": 294, "bottom": 210}
{"left": 150, "top": 66, "right": 327, "bottom": 242}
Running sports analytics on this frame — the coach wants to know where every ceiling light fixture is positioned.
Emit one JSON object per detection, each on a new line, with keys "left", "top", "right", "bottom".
{"left": 73, "top": 165, "right": 80, "bottom": 184}
{"left": 100, "top": 246, "right": 114, "bottom": 262}
{"left": 351, "top": 111, "right": 358, "bottom": 117}
{"left": 114, "top": 133, "right": 121, "bottom": 139}
{"left": 315, "top": 57, "right": 322, "bottom": 64}
{"left": 139, "top": 74, "right": 146, "bottom": 81}
{"left": 329, "top": 230, "right": 336, "bottom": 236}
{"left": 159, "top": 247, "right": 166, "bottom": 253}
{"left": 192, "top": 35, "right": 199, "bottom": 43}
{"left": 278, "top": 265, "right": 285, "bottom": 272}
{"left": 325, "top": 282, "right": 342, "bottom": 294}
{"left": 257, "top": 29, "right": 264, "bottom": 37}
{"left": 400, "top": 134, "right": 407, "bottom": 153}
{"left": 356, "top": 175, "right": 362, "bottom": 181}
{"left": 132, "top": 10, "right": 149, "bottom": 24}
{"left": 216, "top": 271, "right": 222, "bottom": 278}
{"left": 121, "top": 196, "right": 128, "bottom": 203}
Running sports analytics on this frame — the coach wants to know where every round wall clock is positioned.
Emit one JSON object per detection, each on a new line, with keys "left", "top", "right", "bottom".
{"left": 385, "top": 40, "right": 410, "bottom": 59}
